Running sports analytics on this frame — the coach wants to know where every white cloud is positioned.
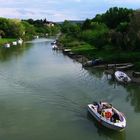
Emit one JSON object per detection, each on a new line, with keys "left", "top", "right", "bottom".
{"left": 0, "top": 8, "right": 20, "bottom": 18}
{"left": 105, "top": 0, "right": 140, "bottom": 4}
{"left": 0, "top": 0, "right": 140, "bottom": 21}
{"left": 75, "top": 0, "right": 81, "bottom": 2}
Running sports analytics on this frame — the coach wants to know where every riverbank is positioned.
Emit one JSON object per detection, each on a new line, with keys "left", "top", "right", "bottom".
{"left": 56, "top": 39, "right": 140, "bottom": 84}
{"left": 0, "top": 38, "right": 16, "bottom": 47}
{"left": 58, "top": 37, "right": 140, "bottom": 69}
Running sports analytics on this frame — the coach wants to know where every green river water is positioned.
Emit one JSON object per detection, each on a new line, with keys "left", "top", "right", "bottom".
{"left": 0, "top": 38, "right": 140, "bottom": 140}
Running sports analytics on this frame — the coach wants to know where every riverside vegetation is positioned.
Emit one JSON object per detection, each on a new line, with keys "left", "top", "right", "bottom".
{"left": 0, "top": 18, "right": 60, "bottom": 46}
{"left": 59, "top": 7, "right": 140, "bottom": 71}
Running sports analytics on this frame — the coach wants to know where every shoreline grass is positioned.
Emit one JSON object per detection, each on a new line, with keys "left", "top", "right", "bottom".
{"left": 0, "top": 38, "right": 16, "bottom": 47}
{"left": 59, "top": 36, "right": 140, "bottom": 71}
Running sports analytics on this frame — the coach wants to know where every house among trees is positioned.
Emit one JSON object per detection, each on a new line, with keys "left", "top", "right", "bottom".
{"left": 45, "top": 21, "right": 55, "bottom": 27}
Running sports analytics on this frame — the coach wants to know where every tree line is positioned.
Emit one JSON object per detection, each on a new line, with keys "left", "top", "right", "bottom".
{"left": 0, "top": 18, "right": 60, "bottom": 40}
{"left": 60, "top": 7, "right": 140, "bottom": 51}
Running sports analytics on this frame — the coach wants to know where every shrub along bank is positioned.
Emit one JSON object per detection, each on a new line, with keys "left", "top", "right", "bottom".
{"left": 59, "top": 7, "right": 140, "bottom": 70}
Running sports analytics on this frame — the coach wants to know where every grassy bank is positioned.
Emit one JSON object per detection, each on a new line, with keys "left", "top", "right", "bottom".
{"left": 59, "top": 36, "right": 140, "bottom": 71}
{"left": 0, "top": 38, "right": 16, "bottom": 47}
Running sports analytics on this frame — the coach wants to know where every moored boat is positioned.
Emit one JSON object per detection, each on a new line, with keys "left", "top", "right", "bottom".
{"left": 115, "top": 71, "right": 131, "bottom": 83}
{"left": 51, "top": 40, "right": 57, "bottom": 45}
{"left": 132, "top": 71, "right": 140, "bottom": 78}
{"left": 63, "top": 49, "right": 71, "bottom": 54}
{"left": 4, "top": 43, "right": 10, "bottom": 48}
{"left": 116, "top": 64, "right": 133, "bottom": 70}
{"left": 12, "top": 41, "right": 17, "bottom": 46}
{"left": 83, "top": 58, "right": 103, "bottom": 67}
{"left": 17, "top": 39, "right": 23, "bottom": 45}
{"left": 88, "top": 102, "right": 126, "bottom": 131}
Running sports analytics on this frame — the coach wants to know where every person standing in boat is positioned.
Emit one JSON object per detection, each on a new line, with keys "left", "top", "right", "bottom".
{"left": 97, "top": 101, "right": 103, "bottom": 114}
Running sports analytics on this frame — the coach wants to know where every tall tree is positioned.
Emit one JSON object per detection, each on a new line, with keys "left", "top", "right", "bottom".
{"left": 99, "top": 7, "right": 133, "bottom": 29}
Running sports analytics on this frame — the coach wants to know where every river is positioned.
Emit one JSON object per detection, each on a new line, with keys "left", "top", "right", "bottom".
{"left": 0, "top": 38, "right": 139, "bottom": 140}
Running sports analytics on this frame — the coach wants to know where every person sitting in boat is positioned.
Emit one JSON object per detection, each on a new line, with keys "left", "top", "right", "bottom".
{"left": 101, "top": 103, "right": 112, "bottom": 109}
{"left": 111, "top": 110, "right": 120, "bottom": 123}
{"left": 101, "top": 110, "right": 105, "bottom": 117}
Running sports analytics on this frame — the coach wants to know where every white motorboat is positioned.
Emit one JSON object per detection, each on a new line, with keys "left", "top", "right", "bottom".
{"left": 115, "top": 71, "right": 131, "bottom": 83}
{"left": 88, "top": 102, "right": 126, "bottom": 131}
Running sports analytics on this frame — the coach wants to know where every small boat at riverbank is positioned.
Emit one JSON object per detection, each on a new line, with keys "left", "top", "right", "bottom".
{"left": 4, "top": 43, "right": 10, "bottom": 48}
{"left": 116, "top": 64, "right": 134, "bottom": 70}
{"left": 115, "top": 71, "right": 131, "bottom": 83}
{"left": 132, "top": 71, "right": 140, "bottom": 78}
{"left": 34, "top": 35, "right": 39, "bottom": 39}
{"left": 88, "top": 102, "right": 126, "bottom": 131}
{"left": 83, "top": 58, "right": 103, "bottom": 67}
{"left": 12, "top": 41, "right": 17, "bottom": 46}
{"left": 51, "top": 40, "right": 57, "bottom": 45}
{"left": 17, "top": 39, "right": 23, "bottom": 45}
{"left": 63, "top": 49, "right": 71, "bottom": 54}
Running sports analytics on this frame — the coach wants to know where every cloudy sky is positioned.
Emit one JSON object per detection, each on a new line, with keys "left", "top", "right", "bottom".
{"left": 0, "top": 0, "right": 140, "bottom": 21}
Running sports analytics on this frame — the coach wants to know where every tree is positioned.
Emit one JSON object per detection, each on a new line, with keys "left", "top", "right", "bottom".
{"left": 81, "top": 22, "right": 109, "bottom": 49}
{"left": 127, "top": 10, "right": 140, "bottom": 50}
{"left": 21, "top": 21, "right": 36, "bottom": 39}
{"left": 9, "top": 19, "right": 25, "bottom": 38}
{"left": 96, "top": 7, "right": 133, "bottom": 29}
{"left": 0, "top": 18, "right": 25, "bottom": 38}
{"left": 0, "top": 30, "right": 5, "bottom": 38}
{"left": 61, "top": 20, "right": 81, "bottom": 37}
{"left": 82, "top": 19, "right": 91, "bottom": 30}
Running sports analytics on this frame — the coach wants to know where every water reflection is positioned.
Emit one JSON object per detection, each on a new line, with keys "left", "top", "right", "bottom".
{"left": 0, "top": 43, "right": 32, "bottom": 61}
{"left": 126, "top": 85, "right": 140, "bottom": 112}
{"left": 86, "top": 67, "right": 132, "bottom": 89}
{"left": 84, "top": 67, "right": 104, "bottom": 79}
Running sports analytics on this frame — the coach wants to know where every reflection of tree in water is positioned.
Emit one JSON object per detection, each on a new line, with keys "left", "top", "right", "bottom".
{"left": 126, "top": 85, "right": 140, "bottom": 112}
{"left": 84, "top": 67, "right": 104, "bottom": 79}
{"left": 0, "top": 43, "right": 32, "bottom": 61}
{"left": 87, "top": 112, "right": 126, "bottom": 140}
{"left": 84, "top": 67, "right": 125, "bottom": 90}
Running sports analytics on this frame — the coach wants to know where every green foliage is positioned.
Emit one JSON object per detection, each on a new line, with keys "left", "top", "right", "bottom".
{"left": 9, "top": 19, "right": 25, "bottom": 38}
{"left": 101, "top": 7, "right": 133, "bottom": 29}
{"left": 0, "top": 38, "right": 16, "bottom": 46}
{"left": 59, "top": 7, "right": 140, "bottom": 67}
{"left": 134, "top": 62, "right": 140, "bottom": 71}
{"left": 82, "top": 19, "right": 91, "bottom": 30}
{"left": 21, "top": 21, "right": 36, "bottom": 39}
{"left": 81, "top": 23, "right": 109, "bottom": 49}
{"left": 72, "top": 43, "right": 95, "bottom": 54}
{"left": 0, "top": 18, "right": 24, "bottom": 38}
{"left": 59, "top": 34, "right": 82, "bottom": 48}
{"left": 116, "top": 22, "right": 129, "bottom": 32}
{"left": 83, "top": 7, "right": 133, "bottom": 29}
{"left": 23, "top": 19, "right": 60, "bottom": 36}
{"left": 126, "top": 11, "right": 140, "bottom": 50}
{"left": 0, "top": 17, "right": 60, "bottom": 40}
{"left": 0, "top": 30, "right": 5, "bottom": 37}
{"left": 61, "top": 20, "right": 81, "bottom": 37}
